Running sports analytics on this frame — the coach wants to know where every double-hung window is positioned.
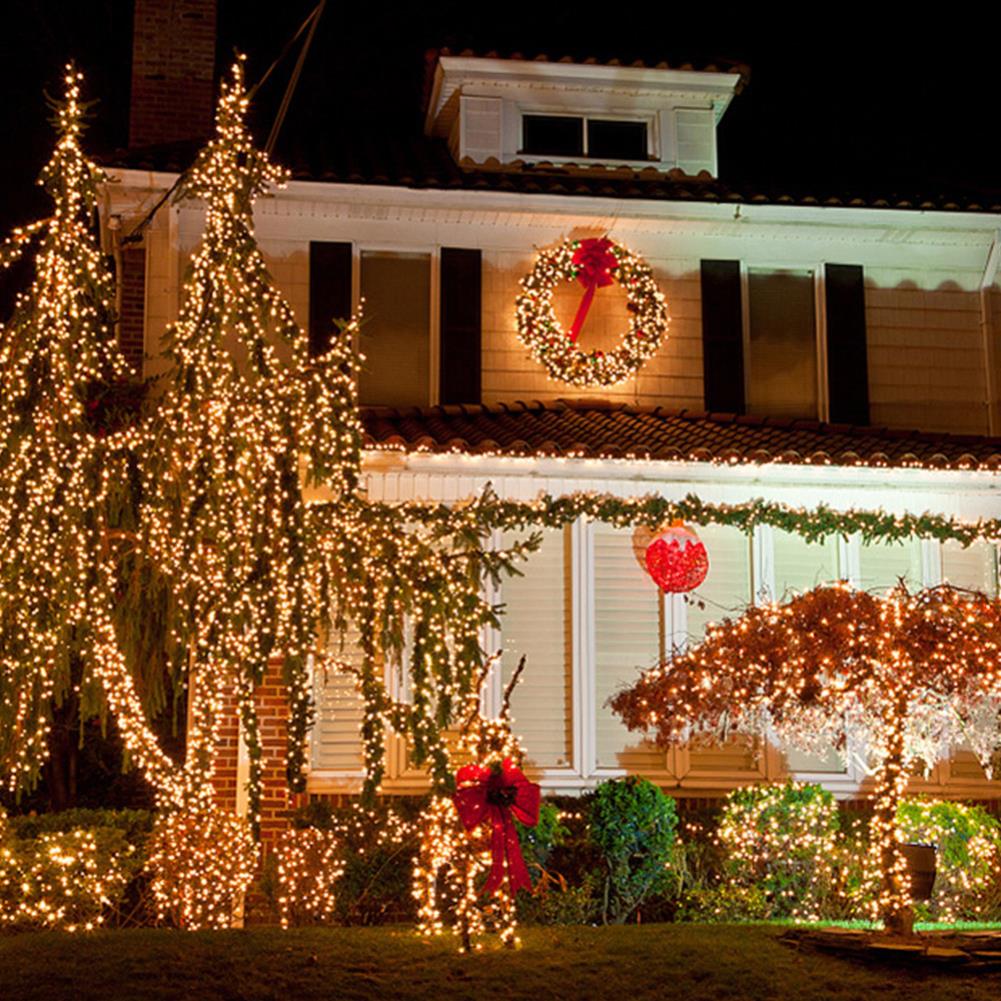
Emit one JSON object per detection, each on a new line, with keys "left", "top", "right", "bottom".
{"left": 702, "top": 260, "right": 869, "bottom": 426}
{"left": 308, "top": 242, "right": 483, "bottom": 408}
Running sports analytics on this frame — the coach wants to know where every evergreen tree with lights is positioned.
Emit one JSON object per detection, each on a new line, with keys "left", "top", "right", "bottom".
{"left": 124, "top": 57, "right": 362, "bottom": 822}
{"left": 0, "top": 65, "right": 154, "bottom": 806}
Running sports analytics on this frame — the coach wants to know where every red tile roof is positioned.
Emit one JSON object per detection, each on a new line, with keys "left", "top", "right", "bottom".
{"left": 361, "top": 400, "right": 1001, "bottom": 471}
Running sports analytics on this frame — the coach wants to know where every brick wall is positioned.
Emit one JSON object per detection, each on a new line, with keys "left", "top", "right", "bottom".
{"left": 118, "top": 244, "right": 146, "bottom": 374}
{"left": 213, "top": 661, "right": 307, "bottom": 851}
{"left": 129, "top": 0, "right": 217, "bottom": 148}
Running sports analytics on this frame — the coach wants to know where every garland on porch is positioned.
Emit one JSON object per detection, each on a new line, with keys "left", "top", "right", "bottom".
{"left": 378, "top": 486, "right": 1001, "bottom": 548}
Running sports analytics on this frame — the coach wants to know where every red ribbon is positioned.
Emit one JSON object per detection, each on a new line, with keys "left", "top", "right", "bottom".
{"left": 568, "top": 237, "right": 618, "bottom": 343}
{"left": 452, "top": 758, "right": 541, "bottom": 895}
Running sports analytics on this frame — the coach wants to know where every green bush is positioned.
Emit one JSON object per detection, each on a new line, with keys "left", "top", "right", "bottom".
{"left": 289, "top": 798, "right": 421, "bottom": 926}
{"left": 897, "top": 799, "right": 1001, "bottom": 921}
{"left": 0, "top": 826, "right": 140, "bottom": 931}
{"left": 8, "top": 808, "right": 153, "bottom": 846}
{"left": 717, "top": 782, "right": 841, "bottom": 920}
{"left": 676, "top": 883, "right": 772, "bottom": 922}
{"left": 587, "top": 777, "right": 678, "bottom": 924}
{"left": 517, "top": 801, "right": 568, "bottom": 878}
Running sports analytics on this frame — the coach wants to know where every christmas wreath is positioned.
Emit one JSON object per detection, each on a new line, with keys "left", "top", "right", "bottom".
{"left": 514, "top": 236, "right": 669, "bottom": 388}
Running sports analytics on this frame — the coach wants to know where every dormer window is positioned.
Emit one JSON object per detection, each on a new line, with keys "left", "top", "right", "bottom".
{"left": 521, "top": 114, "right": 650, "bottom": 162}
{"left": 425, "top": 54, "right": 743, "bottom": 177}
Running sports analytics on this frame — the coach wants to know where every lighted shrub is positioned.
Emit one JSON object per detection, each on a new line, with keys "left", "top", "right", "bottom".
{"left": 146, "top": 805, "right": 257, "bottom": 930}
{"left": 273, "top": 826, "right": 344, "bottom": 928}
{"left": 291, "top": 798, "right": 420, "bottom": 926}
{"left": 896, "top": 799, "right": 1001, "bottom": 921}
{"left": 0, "top": 827, "right": 136, "bottom": 931}
{"left": 588, "top": 776, "right": 678, "bottom": 924}
{"left": 717, "top": 781, "right": 841, "bottom": 920}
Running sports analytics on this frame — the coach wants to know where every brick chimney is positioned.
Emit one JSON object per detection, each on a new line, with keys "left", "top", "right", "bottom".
{"left": 129, "top": 0, "right": 217, "bottom": 148}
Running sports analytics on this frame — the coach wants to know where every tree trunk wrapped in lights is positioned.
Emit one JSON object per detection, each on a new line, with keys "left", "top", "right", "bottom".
{"left": 611, "top": 583, "right": 1001, "bottom": 935}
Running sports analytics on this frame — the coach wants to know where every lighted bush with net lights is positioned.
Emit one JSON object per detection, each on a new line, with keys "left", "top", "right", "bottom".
{"left": 146, "top": 806, "right": 257, "bottom": 930}
{"left": 273, "top": 826, "right": 344, "bottom": 929}
{"left": 0, "top": 825, "right": 137, "bottom": 931}
{"left": 896, "top": 799, "right": 1001, "bottom": 922}
{"left": 716, "top": 782, "right": 842, "bottom": 921}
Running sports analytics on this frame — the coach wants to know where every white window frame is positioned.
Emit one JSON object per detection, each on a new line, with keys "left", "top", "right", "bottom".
{"left": 740, "top": 262, "right": 831, "bottom": 423}
{"left": 517, "top": 108, "right": 657, "bottom": 165}
{"left": 353, "top": 243, "right": 441, "bottom": 407}
{"left": 308, "top": 514, "right": 1001, "bottom": 798}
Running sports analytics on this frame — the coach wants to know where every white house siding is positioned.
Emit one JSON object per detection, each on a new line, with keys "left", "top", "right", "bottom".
{"left": 866, "top": 283, "right": 988, "bottom": 434}
{"left": 108, "top": 173, "right": 1001, "bottom": 433}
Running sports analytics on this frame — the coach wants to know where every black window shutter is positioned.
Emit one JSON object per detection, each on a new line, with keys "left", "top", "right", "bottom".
{"left": 700, "top": 259, "right": 744, "bottom": 413}
{"left": 439, "top": 247, "right": 482, "bottom": 405}
{"left": 308, "top": 242, "right": 352, "bottom": 357}
{"left": 824, "top": 264, "right": 869, "bottom": 426}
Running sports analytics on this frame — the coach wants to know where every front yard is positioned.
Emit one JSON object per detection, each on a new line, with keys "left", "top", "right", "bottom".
{"left": 2, "top": 924, "right": 1000, "bottom": 1001}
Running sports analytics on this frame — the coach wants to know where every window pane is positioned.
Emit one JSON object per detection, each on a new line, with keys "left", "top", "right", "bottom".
{"left": 941, "top": 539, "right": 998, "bottom": 596}
{"left": 312, "top": 630, "right": 365, "bottom": 773}
{"left": 746, "top": 269, "right": 817, "bottom": 419}
{"left": 772, "top": 530, "right": 841, "bottom": 600}
{"left": 358, "top": 251, "right": 430, "bottom": 407}
{"left": 686, "top": 524, "right": 752, "bottom": 641}
{"left": 771, "top": 530, "right": 847, "bottom": 774}
{"left": 587, "top": 119, "right": 647, "bottom": 161}
{"left": 784, "top": 745, "right": 846, "bottom": 774}
{"left": 500, "top": 529, "right": 572, "bottom": 769}
{"left": 522, "top": 115, "right": 584, "bottom": 156}
{"left": 593, "top": 523, "right": 662, "bottom": 769}
{"left": 858, "top": 539, "right": 923, "bottom": 592}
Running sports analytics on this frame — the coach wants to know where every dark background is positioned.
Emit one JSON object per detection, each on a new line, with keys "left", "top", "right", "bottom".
{"left": 0, "top": 1, "right": 999, "bottom": 238}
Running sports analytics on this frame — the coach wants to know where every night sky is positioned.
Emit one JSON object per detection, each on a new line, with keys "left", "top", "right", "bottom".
{"left": 0, "top": 1, "right": 999, "bottom": 237}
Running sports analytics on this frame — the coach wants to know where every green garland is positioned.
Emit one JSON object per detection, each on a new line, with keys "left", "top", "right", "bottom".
{"left": 370, "top": 487, "right": 999, "bottom": 549}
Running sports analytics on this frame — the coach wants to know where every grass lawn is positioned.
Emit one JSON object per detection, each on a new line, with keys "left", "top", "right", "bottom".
{"left": 2, "top": 924, "right": 1001, "bottom": 1001}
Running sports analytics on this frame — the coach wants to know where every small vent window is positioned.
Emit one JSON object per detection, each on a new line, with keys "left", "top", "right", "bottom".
{"left": 587, "top": 119, "right": 647, "bottom": 161}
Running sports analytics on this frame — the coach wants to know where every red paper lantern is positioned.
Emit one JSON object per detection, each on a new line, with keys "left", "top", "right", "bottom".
{"left": 636, "top": 521, "right": 709, "bottom": 593}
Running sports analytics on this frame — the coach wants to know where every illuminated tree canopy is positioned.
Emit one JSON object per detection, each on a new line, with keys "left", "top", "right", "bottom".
{"left": 612, "top": 582, "right": 1001, "bottom": 931}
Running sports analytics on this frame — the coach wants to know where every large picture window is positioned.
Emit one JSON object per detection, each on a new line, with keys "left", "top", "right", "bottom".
{"left": 310, "top": 512, "right": 1000, "bottom": 794}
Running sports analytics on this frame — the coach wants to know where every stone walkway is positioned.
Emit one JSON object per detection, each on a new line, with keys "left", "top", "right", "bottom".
{"left": 782, "top": 926, "right": 1001, "bottom": 970}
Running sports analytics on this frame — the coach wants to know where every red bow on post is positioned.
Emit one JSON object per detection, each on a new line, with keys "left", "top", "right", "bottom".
{"left": 452, "top": 759, "right": 541, "bottom": 895}
{"left": 568, "top": 237, "right": 618, "bottom": 343}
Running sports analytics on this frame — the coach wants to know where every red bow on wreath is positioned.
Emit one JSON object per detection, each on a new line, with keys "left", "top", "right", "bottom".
{"left": 452, "top": 759, "right": 541, "bottom": 895}
{"left": 569, "top": 237, "right": 618, "bottom": 343}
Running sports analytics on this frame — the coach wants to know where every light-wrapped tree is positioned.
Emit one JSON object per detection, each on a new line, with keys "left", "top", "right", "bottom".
{"left": 611, "top": 582, "right": 1001, "bottom": 934}
{"left": 0, "top": 65, "right": 153, "bottom": 804}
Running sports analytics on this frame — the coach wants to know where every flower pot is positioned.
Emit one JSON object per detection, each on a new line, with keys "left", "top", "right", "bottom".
{"left": 901, "top": 842, "right": 936, "bottom": 901}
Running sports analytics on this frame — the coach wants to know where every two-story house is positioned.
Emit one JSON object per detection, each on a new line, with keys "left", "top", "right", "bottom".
{"left": 106, "top": 1, "right": 1001, "bottom": 829}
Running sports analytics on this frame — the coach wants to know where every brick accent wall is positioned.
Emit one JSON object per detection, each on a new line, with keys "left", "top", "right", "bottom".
{"left": 129, "top": 0, "right": 217, "bottom": 148}
{"left": 213, "top": 661, "right": 306, "bottom": 851}
{"left": 118, "top": 244, "right": 146, "bottom": 374}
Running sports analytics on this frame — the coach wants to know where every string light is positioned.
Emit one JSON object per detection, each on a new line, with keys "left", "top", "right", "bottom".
{"left": 515, "top": 237, "right": 669, "bottom": 387}
{"left": 274, "top": 826, "right": 344, "bottom": 929}
{"left": 0, "top": 826, "right": 134, "bottom": 932}
{"left": 613, "top": 582, "right": 1001, "bottom": 933}
{"left": 146, "top": 803, "right": 257, "bottom": 930}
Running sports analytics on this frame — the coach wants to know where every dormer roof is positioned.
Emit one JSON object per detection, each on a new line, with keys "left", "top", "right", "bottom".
{"left": 423, "top": 51, "right": 744, "bottom": 177}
